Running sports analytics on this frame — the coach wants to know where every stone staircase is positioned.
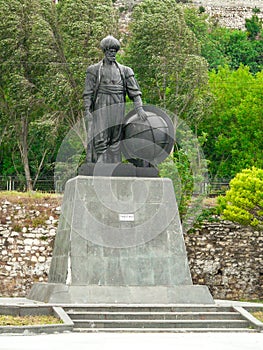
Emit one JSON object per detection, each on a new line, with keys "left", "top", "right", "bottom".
{"left": 63, "top": 305, "right": 257, "bottom": 333}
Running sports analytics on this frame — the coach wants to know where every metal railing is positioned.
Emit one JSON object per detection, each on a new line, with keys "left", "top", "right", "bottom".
{"left": 0, "top": 176, "right": 56, "bottom": 193}
{"left": 0, "top": 175, "right": 230, "bottom": 195}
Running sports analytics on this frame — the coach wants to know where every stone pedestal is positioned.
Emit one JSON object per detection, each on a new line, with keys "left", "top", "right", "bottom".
{"left": 28, "top": 176, "right": 214, "bottom": 304}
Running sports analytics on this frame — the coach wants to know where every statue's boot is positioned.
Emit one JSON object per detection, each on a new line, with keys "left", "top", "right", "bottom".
{"left": 97, "top": 152, "right": 109, "bottom": 163}
{"left": 111, "top": 152, "right": 121, "bottom": 163}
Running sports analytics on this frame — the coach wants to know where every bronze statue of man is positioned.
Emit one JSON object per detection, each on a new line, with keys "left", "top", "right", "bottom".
{"left": 83, "top": 35, "right": 147, "bottom": 163}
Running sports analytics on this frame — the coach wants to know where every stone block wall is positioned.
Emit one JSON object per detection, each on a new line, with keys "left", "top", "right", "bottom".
{"left": 185, "top": 220, "right": 262, "bottom": 300}
{"left": 0, "top": 198, "right": 262, "bottom": 300}
{"left": 0, "top": 198, "right": 59, "bottom": 297}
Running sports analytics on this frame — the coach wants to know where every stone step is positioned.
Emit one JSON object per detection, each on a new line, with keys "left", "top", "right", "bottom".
{"left": 63, "top": 305, "right": 232, "bottom": 313}
{"left": 73, "top": 327, "right": 257, "bottom": 333}
{"left": 72, "top": 319, "right": 250, "bottom": 329}
{"left": 67, "top": 311, "right": 243, "bottom": 321}
{"left": 64, "top": 305, "right": 257, "bottom": 332}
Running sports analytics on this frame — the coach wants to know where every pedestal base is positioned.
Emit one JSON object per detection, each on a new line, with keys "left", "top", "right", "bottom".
{"left": 28, "top": 176, "right": 214, "bottom": 305}
{"left": 28, "top": 284, "right": 214, "bottom": 304}
{"left": 78, "top": 163, "right": 159, "bottom": 177}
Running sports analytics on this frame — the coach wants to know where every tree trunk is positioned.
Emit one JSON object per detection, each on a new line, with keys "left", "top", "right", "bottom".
{"left": 19, "top": 115, "right": 33, "bottom": 191}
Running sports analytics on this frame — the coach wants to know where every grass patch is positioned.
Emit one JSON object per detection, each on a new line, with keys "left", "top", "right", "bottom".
{"left": 252, "top": 311, "right": 263, "bottom": 323}
{"left": 0, "top": 191, "right": 61, "bottom": 208}
{"left": 12, "top": 224, "right": 23, "bottom": 232}
{"left": 0, "top": 315, "right": 63, "bottom": 326}
{"left": 31, "top": 216, "right": 49, "bottom": 227}
{"left": 240, "top": 299, "right": 263, "bottom": 304}
{"left": 0, "top": 191, "right": 60, "bottom": 200}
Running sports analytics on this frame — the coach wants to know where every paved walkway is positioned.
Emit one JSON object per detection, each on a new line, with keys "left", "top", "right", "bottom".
{"left": 0, "top": 332, "right": 263, "bottom": 350}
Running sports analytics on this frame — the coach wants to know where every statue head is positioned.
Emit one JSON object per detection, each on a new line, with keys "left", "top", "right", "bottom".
{"left": 100, "top": 36, "right": 120, "bottom": 63}
{"left": 100, "top": 35, "right": 121, "bottom": 52}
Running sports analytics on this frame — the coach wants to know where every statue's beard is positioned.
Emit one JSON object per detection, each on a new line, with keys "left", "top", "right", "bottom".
{"left": 105, "top": 53, "right": 116, "bottom": 62}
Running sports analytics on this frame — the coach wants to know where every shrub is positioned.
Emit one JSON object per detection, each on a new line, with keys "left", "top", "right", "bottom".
{"left": 217, "top": 167, "right": 263, "bottom": 228}
{"left": 199, "top": 6, "right": 206, "bottom": 14}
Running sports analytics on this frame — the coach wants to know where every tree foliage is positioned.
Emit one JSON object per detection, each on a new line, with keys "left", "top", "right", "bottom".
{"left": 222, "top": 29, "right": 263, "bottom": 73}
{"left": 122, "top": 0, "right": 210, "bottom": 130}
{"left": 0, "top": 0, "right": 62, "bottom": 189}
{"left": 54, "top": 0, "right": 118, "bottom": 121}
{"left": 245, "top": 14, "right": 262, "bottom": 40}
{"left": 183, "top": 7, "right": 229, "bottom": 70}
{"left": 199, "top": 65, "right": 263, "bottom": 179}
{"left": 184, "top": 8, "right": 263, "bottom": 74}
{"left": 0, "top": 0, "right": 117, "bottom": 190}
{"left": 218, "top": 167, "right": 263, "bottom": 228}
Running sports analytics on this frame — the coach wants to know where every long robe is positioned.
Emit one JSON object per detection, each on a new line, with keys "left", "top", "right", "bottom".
{"left": 83, "top": 60, "right": 142, "bottom": 162}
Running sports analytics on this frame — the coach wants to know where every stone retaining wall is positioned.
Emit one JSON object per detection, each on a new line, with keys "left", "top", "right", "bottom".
{"left": 0, "top": 199, "right": 262, "bottom": 300}
{"left": 114, "top": 0, "right": 263, "bottom": 31}
{"left": 185, "top": 220, "right": 262, "bottom": 300}
{"left": 192, "top": 0, "right": 263, "bottom": 30}
{"left": 0, "top": 198, "right": 60, "bottom": 297}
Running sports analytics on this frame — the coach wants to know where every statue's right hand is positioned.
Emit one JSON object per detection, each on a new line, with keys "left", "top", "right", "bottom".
{"left": 85, "top": 110, "right": 93, "bottom": 122}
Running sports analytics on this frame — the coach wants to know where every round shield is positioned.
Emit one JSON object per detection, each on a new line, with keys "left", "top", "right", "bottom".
{"left": 122, "top": 105, "right": 174, "bottom": 165}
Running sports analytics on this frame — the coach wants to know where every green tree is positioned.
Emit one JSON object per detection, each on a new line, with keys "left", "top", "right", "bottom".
{"left": 199, "top": 65, "right": 263, "bottom": 179}
{"left": 54, "top": 0, "right": 118, "bottom": 126}
{"left": 0, "top": 0, "right": 61, "bottom": 190}
{"left": 122, "top": 0, "right": 210, "bottom": 131}
{"left": 0, "top": 0, "right": 118, "bottom": 190}
{"left": 218, "top": 167, "right": 263, "bottom": 228}
{"left": 183, "top": 7, "right": 229, "bottom": 70}
{"left": 184, "top": 7, "right": 263, "bottom": 74}
{"left": 245, "top": 14, "right": 262, "bottom": 40}
{"left": 224, "top": 30, "right": 263, "bottom": 73}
